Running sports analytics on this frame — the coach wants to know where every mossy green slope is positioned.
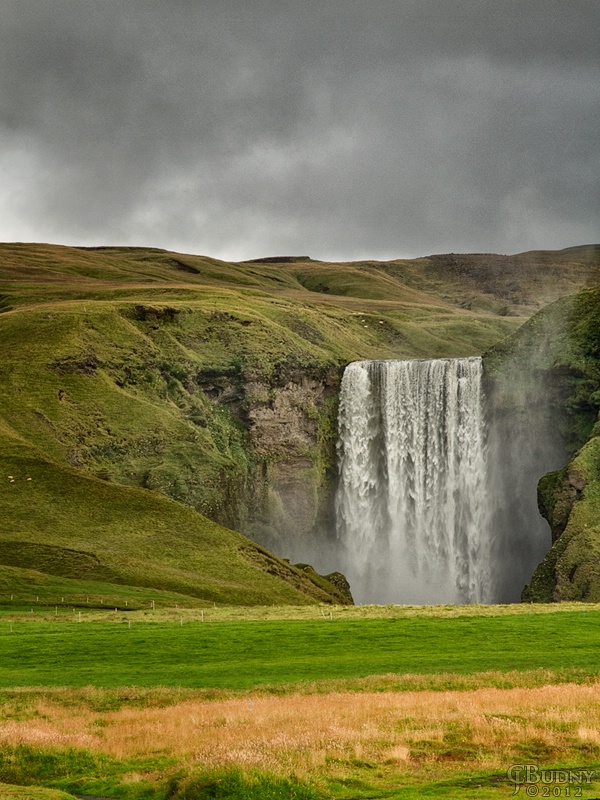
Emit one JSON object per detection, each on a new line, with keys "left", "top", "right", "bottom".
{"left": 528, "top": 434, "right": 600, "bottom": 602}
{"left": 0, "top": 429, "right": 350, "bottom": 606}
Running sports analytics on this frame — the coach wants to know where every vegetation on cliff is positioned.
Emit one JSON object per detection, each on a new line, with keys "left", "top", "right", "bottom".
{"left": 483, "top": 278, "right": 600, "bottom": 602}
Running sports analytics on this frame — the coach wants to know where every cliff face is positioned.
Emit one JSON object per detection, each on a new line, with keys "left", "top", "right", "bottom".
{"left": 484, "top": 288, "right": 600, "bottom": 601}
{"left": 0, "top": 247, "right": 519, "bottom": 573}
{"left": 522, "top": 290, "right": 600, "bottom": 601}
{"left": 241, "top": 365, "right": 341, "bottom": 551}
{"left": 193, "top": 356, "right": 342, "bottom": 552}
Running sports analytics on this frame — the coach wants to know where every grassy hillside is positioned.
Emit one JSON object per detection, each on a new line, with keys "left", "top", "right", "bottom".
{"left": 0, "top": 430, "right": 352, "bottom": 606}
{"left": 0, "top": 242, "right": 598, "bottom": 606}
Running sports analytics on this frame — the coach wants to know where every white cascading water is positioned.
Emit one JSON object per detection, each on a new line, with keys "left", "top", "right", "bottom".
{"left": 335, "top": 358, "right": 494, "bottom": 604}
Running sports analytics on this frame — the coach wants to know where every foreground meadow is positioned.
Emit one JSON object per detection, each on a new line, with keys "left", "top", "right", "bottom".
{"left": 1, "top": 604, "right": 600, "bottom": 799}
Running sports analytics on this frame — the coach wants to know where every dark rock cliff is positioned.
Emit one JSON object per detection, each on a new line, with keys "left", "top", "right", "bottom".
{"left": 485, "top": 288, "right": 600, "bottom": 601}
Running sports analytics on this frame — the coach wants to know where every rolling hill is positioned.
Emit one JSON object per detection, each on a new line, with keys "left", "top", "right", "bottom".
{"left": 0, "top": 242, "right": 598, "bottom": 606}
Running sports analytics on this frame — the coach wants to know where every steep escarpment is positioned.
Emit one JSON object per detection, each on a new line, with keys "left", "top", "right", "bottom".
{"left": 485, "top": 286, "right": 600, "bottom": 601}
{"left": 522, "top": 290, "right": 600, "bottom": 601}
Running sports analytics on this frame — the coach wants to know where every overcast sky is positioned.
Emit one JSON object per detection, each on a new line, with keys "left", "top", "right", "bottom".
{"left": 0, "top": 1, "right": 598, "bottom": 262}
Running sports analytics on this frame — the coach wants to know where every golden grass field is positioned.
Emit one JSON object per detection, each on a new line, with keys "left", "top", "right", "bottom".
{"left": 2, "top": 680, "right": 600, "bottom": 795}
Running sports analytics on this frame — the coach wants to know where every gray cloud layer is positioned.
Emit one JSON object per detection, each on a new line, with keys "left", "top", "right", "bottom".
{"left": 1, "top": 1, "right": 598, "bottom": 260}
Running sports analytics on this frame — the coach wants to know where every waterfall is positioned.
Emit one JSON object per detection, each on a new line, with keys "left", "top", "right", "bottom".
{"left": 335, "top": 358, "right": 494, "bottom": 605}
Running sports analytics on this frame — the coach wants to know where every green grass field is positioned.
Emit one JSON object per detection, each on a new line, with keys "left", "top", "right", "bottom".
{"left": 2, "top": 604, "right": 600, "bottom": 800}
{"left": 1, "top": 606, "right": 599, "bottom": 689}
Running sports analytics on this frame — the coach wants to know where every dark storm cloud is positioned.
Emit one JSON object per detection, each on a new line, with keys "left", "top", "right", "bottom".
{"left": 0, "top": 1, "right": 598, "bottom": 259}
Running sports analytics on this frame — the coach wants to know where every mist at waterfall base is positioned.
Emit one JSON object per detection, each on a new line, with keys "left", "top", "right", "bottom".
{"left": 328, "top": 357, "right": 565, "bottom": 605}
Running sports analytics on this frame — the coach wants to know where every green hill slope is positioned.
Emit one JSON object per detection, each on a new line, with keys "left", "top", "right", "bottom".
{"left": 0, "top": 428, "right": 351, "bottom": 606}
{"left": 0, "top": 242, "right": 598, "bottom": 605}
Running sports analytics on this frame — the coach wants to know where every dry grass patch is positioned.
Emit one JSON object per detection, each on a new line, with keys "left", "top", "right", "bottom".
{"left": 2, "top": 684, "right": 600, "bottom": 783}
